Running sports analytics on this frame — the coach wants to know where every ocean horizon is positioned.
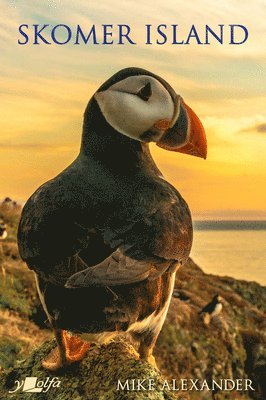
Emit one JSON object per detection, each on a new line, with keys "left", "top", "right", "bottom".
{"left": 191, "top": 222, "right": 266, "bottom": 286}
{"left": 193, "top": 220, "right": 266, "bottom": 230}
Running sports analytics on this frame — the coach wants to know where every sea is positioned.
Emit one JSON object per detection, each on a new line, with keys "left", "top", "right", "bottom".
{"left": 191, "top": 221, "right": 266, "bottom": 286}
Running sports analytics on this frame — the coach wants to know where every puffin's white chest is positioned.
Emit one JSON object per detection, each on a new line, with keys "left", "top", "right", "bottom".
{"left": 212, "top": 303, "right": 222, "bottom": 317}
{"left": 0, "top": 230, "right": 7, "bottom": 240}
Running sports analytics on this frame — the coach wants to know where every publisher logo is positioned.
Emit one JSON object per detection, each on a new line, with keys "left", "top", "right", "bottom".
{"left": 8, "top": 377, "right": 61, "bottom": 393}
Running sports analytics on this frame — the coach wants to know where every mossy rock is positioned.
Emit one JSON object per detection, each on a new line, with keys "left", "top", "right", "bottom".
{"left": 0, "top": 242, "right": 46, "bottom": 323}
{"left": 0, "top": 337, "right": 23, "bottom": 370}
{"left": 0, "top": 338, "right": 186, "bottom": 400}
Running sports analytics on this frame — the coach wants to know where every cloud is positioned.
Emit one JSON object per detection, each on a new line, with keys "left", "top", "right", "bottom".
{"left": 240, "top": 122, "right": 266, "bottom": 134}
{"left": 256, "top": 123, "right": 266, "bottom": 133}
{"left": 0, "top": 143, "right": 52, "bottom": 149}
{"left": 0, "top": 143, "right": 76, "bottom": 153}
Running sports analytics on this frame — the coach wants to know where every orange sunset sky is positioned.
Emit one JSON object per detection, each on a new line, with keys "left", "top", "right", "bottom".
{"left": 1, "top": 0, "right": 265, "bottom": 220}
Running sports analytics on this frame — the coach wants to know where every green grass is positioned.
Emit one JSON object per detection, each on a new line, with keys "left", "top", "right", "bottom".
{"left": 0, "top": 275, "right": 32, "bottom": 316}
{"left": 0, "top": 337, "right": 24, "bottom": 369}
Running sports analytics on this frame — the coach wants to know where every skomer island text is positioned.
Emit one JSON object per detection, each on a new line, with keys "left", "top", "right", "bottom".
{"left": 17, "top": 24, "right": 248, "bottom": 46}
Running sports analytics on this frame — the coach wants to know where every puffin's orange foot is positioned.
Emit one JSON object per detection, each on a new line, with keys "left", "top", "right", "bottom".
{"left": 63, "top": 331, "right": 90, "bottom": 362}
{"left": 147, "top": 354, "right": 158, "bottom": 369}
{"left": 42, "top": 347, "right": 65, "bottom": 371}
{"left": 42, "top": 331, "right": 90, "bottom": 371}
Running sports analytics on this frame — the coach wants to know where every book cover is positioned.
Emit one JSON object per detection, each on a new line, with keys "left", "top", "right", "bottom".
{"left": 0, "top": 1, "right": 265, "bottom": 399}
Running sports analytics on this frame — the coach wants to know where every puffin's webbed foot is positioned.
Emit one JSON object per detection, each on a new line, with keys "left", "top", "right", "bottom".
{"left": 42, "top": 330, "right": 90, "bottom": 371}
{"left": 136, "top": 351, "right": 158, "bottom": 369}
{"left": 132, "top": 330, "right": 159, "bottom": 370}
{"left": 146, "top": 354, "right": 158, "bottom": 369}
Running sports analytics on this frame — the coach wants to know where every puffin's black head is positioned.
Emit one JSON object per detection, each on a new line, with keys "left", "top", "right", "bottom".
{"left": 213, "top": 294, "right": 222, "bottom": 303}
{"left": 86, "top": 67, "right": 207, "bottom": 159}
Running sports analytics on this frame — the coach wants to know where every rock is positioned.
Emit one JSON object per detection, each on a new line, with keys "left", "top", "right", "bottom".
{"left": 241, "top": 330, "right": 266, "bottom": 399}
{"left": 0, "top": 338, "right": 185, "bottom": 400}
{"left": 155, "top": 258, "right": 266, "bottom": 400}
{"left": 1, "top": 204, "right": 265, "bottom": 400}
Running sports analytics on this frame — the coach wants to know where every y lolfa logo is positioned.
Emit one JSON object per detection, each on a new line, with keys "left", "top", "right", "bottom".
{"left": 8, "top": 377, "right": 61, "bottom": 393}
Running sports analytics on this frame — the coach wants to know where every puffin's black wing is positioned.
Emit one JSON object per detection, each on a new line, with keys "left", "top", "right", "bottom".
{"left": 66, "top": 180, "right": 193, "bottom": 288}
{"left": 200, "top": 299, "right": 216, "bottom": 314}
{"left": 17, "top": 177, "right": 96, "bottom": 284}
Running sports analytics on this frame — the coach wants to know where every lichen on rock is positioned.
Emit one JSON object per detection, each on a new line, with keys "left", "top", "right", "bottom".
{"left": 0, "top": 338, "right": 184, "bottom": 400}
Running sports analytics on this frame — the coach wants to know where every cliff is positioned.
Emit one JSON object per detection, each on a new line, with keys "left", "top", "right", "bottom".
{"left": 155, "top": 258, "right": 265, "bottom": 400}
{"left": 0, "top": 201, "right": 265, "bottom": 399}
{"left": 0, "top": 338, "right": 179, "bottom": 400}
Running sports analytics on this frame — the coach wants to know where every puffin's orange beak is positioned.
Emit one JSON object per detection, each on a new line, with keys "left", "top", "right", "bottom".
{"left": 156, "top": 99, "right": 207, "bottom": 159}
{"left": 177, "top": 101, "right": 207, "bottom": 159}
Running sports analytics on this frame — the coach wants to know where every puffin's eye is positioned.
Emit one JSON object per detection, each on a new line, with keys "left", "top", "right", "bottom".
{"left": 136, "top": 82, "right": 152, "bottom": 102}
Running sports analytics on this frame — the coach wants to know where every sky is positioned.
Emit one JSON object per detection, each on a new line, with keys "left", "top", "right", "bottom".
{"left": 1, "top": 0, "right": 266, "bottom": 220}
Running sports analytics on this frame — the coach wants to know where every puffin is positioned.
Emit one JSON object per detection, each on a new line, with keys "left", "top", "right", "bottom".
{"left": 172, "top": 289, "right": 190, "bottom": 302}
{"left": 199, "top": 294, "right": 223, "bottom": 320}
{"left": 17, "top": 67, "right": 207, "bottom": 371}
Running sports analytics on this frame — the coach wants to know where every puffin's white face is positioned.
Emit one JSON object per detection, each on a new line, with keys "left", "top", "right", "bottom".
{"left": 94, "top": 75, "right": 180, "bottom": 142}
